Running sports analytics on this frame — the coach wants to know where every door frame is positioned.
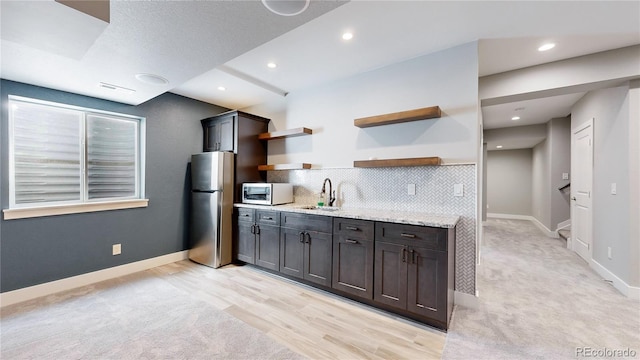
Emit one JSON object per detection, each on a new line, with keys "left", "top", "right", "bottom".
{"left": 570, "top": 118, "right": 594, "bottom": 260}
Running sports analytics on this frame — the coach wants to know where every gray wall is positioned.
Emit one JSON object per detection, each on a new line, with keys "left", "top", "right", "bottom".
{"left": 571, "top": 84, "right": 634, "bottom": 285}
{"left": 548, "top": 117, "right": 571, "bottom": 229}
{"left": 1, "top": 79, "right": 229, "bottom": 292}
{"left": 486, "top": 149, "right": 533, "bottom": 216}
{"left": 532, "top": 138, "right": 550, "bottom": 228}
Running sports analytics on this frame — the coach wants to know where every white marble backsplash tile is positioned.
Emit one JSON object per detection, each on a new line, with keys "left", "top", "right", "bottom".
{"left": 267, "top": 165, "right": 477, "bottom": 295}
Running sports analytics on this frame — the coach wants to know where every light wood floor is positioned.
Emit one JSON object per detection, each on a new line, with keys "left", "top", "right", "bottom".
{"left": 151, "top": 260, "right": 445, "bottom": 359}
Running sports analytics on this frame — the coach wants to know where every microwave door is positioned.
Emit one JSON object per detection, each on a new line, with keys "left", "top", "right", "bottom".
{"left": 244, "top": 186, "right": 270, "bottom": 202}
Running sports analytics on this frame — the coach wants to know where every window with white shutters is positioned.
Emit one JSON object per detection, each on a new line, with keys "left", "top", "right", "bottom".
{"left": 7, "top": 96, "right": 145, "bottom": 210}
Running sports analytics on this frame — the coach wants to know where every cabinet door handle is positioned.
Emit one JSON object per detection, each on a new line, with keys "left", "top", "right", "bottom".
{"left": 410, "top": 249, "right": 415, "bottom": 264}
{"left": 400, "top": 233, "right": 416, "bottom": 238}
{"left": 299, "top": 232, "right": 305, "bottom": 243}
{"left": 345, "top": 239, "right": 359, "bottom": 244}
{"left": 345, "top": 226, "right": 359, "bottom": 231}
{"left": 251, "top": 224, "right": 256, "bottom": 234}
{"left": 402, "top": 248, "right": 407, "bottom": 263}
{"left": 305, "top": 232, "right": 311, "bottom": 244}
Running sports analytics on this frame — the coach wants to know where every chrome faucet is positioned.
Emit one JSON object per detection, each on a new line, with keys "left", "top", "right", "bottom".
{"left": 321, "top": 178, "right": 336, "bottom": 207}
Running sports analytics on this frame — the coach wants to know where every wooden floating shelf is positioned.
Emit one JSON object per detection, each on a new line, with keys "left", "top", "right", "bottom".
{"left": 258, "top": 163, "right": 312, "bottom": 171}
{"left": 353, "top": 157, "right": 442, "bottom": 168}
{"left": 258, "top": 127, "right": 312, "bottom": 140}
{"left": 354, "top": 106, "right": 441, "bottom": 128}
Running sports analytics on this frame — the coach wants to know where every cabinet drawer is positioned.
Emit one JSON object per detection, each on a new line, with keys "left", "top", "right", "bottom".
{"left": 375, "top": 222, "right": 447, "bottom": 251}
{"left": 281, "top": 212, "right": 332, "bottom": 233}
{"left": 333, "top": 218, "right": 374, "bottom": 240}
{"left": 237, "top": 208, "right": 254, "bottom": 222}
{"left": 257, "top": 210, "right": 280, "bottom": 226}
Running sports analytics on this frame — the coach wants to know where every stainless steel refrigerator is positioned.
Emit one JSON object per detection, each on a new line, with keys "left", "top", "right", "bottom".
{"left": 189, "top": 151, "right": 234, "bottom": 268}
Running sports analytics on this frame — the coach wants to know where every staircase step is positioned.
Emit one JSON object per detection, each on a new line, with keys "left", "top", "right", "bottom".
{"left": 558, "top": 229, "right": 571, "bottom": 240}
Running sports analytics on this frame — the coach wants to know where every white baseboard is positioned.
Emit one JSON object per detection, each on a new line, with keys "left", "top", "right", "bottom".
{"left": 454, "top": 290, "right": 479, "bottom": 309}
{"left": 487, "top": 213, "right": 558, "bottom": 238}
{"left": 0, "top": 251, "right": 189, "bottom": 307}
{"left": 590, "top": 259, "right": 640, "bottom": 301}
{"left": 487, "top": 213, "right": 531, "bottom": 221}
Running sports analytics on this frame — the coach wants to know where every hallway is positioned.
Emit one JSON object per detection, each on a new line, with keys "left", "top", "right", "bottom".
{"left": 442, "top": 219, "right": 639, "bottom": 359}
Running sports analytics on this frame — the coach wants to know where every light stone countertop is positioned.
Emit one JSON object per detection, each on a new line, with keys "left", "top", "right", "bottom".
{"left": 234, "top": 203, "right": 459, "bottom": 229}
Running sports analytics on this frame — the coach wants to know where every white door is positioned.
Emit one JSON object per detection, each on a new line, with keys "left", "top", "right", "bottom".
{"left": 571, "top": 119, "right": 593, "bottom": 263}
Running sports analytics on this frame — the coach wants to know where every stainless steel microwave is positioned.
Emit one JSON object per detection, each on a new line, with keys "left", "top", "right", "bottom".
{"left": 242, "top": 183, "right": 293, "bottom": 205}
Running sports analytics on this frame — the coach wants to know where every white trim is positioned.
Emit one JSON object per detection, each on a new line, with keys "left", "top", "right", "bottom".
{"left": 3, "top": 199, "right": 149, "bottom": 220}
{"left": 454, "top": 290, "right": 479, "bottom": 309}
{"left": 590, "top": 259, "right": 640, "bottom": 301}
{"left": 487, "top": 213, "right": 558, "bottom": 238}
{"left": 0, "top": 251, "right": 188, "bottom": 307}
{"left": 487, "top": 212, "right": 531, "bottom": 221}
{"left": 557, "top": 219, "right": 571, "bottom": 230}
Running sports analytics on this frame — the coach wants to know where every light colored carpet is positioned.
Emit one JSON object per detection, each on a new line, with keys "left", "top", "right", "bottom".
{"left": 1, "top": 270, "right": 304, "bottom": 360}
{"left": 442, "top": 219, "right": 640, "bottom": 359}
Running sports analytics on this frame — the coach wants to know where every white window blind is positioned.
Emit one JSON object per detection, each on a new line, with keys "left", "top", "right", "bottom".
{"left": 8, "top": 96, "right": 145, "bottom": 209}
{"left": 12, "top": 102, "right": 83, "bottom": 205}
{"left": 87, "top": 114, "right": 138, "bottom": 200}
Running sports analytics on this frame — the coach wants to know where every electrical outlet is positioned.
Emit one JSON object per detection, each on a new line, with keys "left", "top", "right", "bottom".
{"left": 562, "top": 173, "right": 569, "bottom": 180}
{"left": 407, "top": 183, "right": 416, "bottom": 196}
{"left": 454, "top": 184, "right": 464, "bottom": 197}
{"left": 112, "top": 244, "right": 122, "bottom": 256}
{"left": 608, "top": 247, "right": 612, "bottom": 259}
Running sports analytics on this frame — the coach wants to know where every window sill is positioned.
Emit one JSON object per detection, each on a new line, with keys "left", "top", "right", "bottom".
{"left": 2, "top": 199, "right": 149, "bottom": 220}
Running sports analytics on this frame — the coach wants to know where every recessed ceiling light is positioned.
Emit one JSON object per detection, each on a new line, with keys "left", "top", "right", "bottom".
{"left": 262, "top": 0, "right": 309, "bottom": 16}
{"left": 496, "top": 145, "right": 503, "bottom": 149}
{"left": 135, "top": 73, "right": 169, "bottom": 85}
{"left": 217, "top": 86, "right": 226, "bottom": 91}
{"left": 267, "top": 62, "right": 277, "bottom": 69}
{"left": 342, "top": 32, "right": 353, "bottom": 41}
{"left": 511, "top": 116, "right": 521, "bottom": 121}
{"left": 538, "top": 43, "right": 556, "bottom": 52}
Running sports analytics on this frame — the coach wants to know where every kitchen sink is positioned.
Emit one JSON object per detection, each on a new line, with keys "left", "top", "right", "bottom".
{"left": 297, "top": 205, "right": 341, "bottom": 212}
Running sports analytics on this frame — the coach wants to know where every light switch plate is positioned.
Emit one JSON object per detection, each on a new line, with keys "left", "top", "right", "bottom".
{"left": 454, "top": 184, "right": 464, "bottom": 197}
{"left": 112, "top": 244, "right": 121, "bottom": 255}
{"left": 611, "top": 183, "right": 617, "bottom": 195}
{"left": 407, "top": 183, "right": 416, "bottom": 196}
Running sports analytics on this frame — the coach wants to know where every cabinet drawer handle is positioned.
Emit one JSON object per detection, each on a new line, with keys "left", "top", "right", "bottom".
{"left": 400, "top": 233, "right": 416, "bottom": 238}
{"left": 242, "top": 214, "right": 250, "bottom": 217}
{"left": 263, "top": 216, "right": 273, "bottom": 220}
{"left": 345, "top": 239, "right": 359, "bottom": 244}
{"left": 345, "top": 226, "right": 359, "bottom": 231}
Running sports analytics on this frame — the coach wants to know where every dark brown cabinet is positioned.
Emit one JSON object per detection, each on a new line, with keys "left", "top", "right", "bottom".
{"left": 332, "top": 218, "right": 375, "bottom": 299}
{"left": 374, "top": 222, "right": 453, "bottom": 325}
{"left": 280, "top": 212, "right": 333, "bottom": 287}
{"left": 235, "top": 208, "right": 280, "bottom": 271}
{"left": 201, "top": 111, "right": 269, "bottom": 202}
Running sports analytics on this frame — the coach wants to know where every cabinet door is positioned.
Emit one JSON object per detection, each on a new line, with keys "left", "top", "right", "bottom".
{"left": 304, "top": 231, "right": 332, "bottom": 287}
{"left": 406, "top": 247, "right": 448, "bottom": 322}
{"left": 203, "top": 120, "right": 220, "bottom": 152}
{"left": 236, "top": 220, "right": 255, "bottom": 264}
{"left": 332, "top": 236, "right": 373, "bottom": 299}
{"left": 255, "top": 224, "right": 280, "bottom": 271}
{"left": 374, "top": 241, "right": 407, "bottom": 309}
{"left": 217, "top": 116, "right": 234, "bottom": 152}
{"left": 279, "top": 227, "right": 304, "bottom": 279}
